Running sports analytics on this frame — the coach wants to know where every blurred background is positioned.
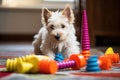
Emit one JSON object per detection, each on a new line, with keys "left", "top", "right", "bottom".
{"left": 0, "top": 0, "right": 120, "bottom": 47}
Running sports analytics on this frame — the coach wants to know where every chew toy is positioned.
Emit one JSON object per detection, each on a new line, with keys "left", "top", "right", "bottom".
{"left": 105, "top": 47, "right": 114, "bottom": 55}
{"left": 105, "top": 53, "right": 119, "bottom": 63}
{"left": 81, "top": 10, "right": 91, "bottom": 59}
{"left": 99, "top": 56, "right": 112, "bottom": 70}
{"left": 38, "top": 59, "right": 58, "bottom": 74}
{"left": 6, "top": 55, "right": 56, "bottom": 73}
{"left": 54, "top": 53, "right": 64, "bottom": 62}
{"left": 104, "top": 47, "right": 119, "bottom": 63}
{"left": 6, "top": 55, "right": 39, "bottom": 73}
{"left": 86, "top": 55, "right": 101, "bottom": 72}
{"left": 58, "top": 54, "right": 86, "bottom": 70}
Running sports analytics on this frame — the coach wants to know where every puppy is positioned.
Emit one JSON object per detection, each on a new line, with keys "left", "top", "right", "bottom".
{"left": 32, "top": 4, "right": 80, "bottom": 59}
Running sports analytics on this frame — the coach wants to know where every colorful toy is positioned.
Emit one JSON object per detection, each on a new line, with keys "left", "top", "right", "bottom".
{"left": 6, "top": 54, "right": 58, "bottom": 74}
{"left": 96, "top": 47, "right": 119, "bottom": 70}
{"left": 6, "top": 54, "right": 86, "bottom": 74}
{"left": 38, "top": 59, "right": 58, "bottom": 74}
{"left": 81, "top": 10, "right": 91, "bottom": 59}
{"left": 105, "top": 47, "right": 114, "bottom": 55}
{"left": 6, "top": 55, "right": 40, "bottom": 73}
{"left": 54, "top": 53, "right": 64, "bottom": 62}
{"left": 6, "top": 52, "right": 119, "bottom": 74}
{"left": 69, "top": 54, "right": 86, "bottom": 69}
{"left": 16, "top": 60, "right": 33, "bottom": 73}
{"left": 58, "top": 54, "right": 86, "bottom": 70}
{"left": 104, "top": 47, "right": 119, "bottom": 63}
{"left": 99, "top": 56, "right": 112, "bottom": 70}
{"left": 57, "top": 60, "right": 75, "bottom": 69}
{"left": 5, "top": 47, "right": 119, "bottom": 74}
{"left": 105, "top": 53, "right": 119, "bottom": 63}
{"left": 86, "top": 55, "right": 101, "bottom": 72}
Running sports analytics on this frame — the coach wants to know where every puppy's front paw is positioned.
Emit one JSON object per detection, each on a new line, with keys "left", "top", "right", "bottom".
{"left": 34, "top": 48, "right": 42, "bottom": 55}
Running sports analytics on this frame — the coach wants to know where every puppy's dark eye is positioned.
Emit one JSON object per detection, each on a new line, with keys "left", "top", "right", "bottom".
{"left": 50, "top": 25, "right": 54, "bottom": 30}
{"left": 61, "top": 24, "right": 65, "bottom": 28}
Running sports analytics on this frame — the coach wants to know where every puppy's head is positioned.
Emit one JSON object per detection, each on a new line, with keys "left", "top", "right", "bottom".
{"left": 42, "top": 4, "right": 75, "bottom": 42}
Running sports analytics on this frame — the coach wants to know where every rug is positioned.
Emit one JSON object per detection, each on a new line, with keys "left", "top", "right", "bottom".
{"left": 0, "top": 48, "right": 120, "bottom": 80}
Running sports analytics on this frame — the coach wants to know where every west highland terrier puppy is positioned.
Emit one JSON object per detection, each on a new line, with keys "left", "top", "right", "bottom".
{"left": 32, "top": 4, "right": 80, "bottom": 59}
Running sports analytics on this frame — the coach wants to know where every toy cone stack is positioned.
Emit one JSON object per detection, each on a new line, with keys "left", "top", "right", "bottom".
{"left": 81, "top": 10, "right": 91, "bottom": 59}
{"left": 86, "top": 55, "right": 101, "bottom": 72}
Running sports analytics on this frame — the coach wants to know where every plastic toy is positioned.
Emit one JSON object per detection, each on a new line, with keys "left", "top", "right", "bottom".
{"left": 81, "top": 10, "right": 91, "bottom": 58}
{"left": 6, "top": 54, "right": 58, "bottom": 74}
{"left": 81, "top": 50, "right": 90, "bottom": 60}
{"left": 57, "top": 60, "right": 75, "bottom": 69}
{"left": 38, "top": 59, "right": 58, "bottom": 74}
{"left": 16, "top": 60, "right": 33, "bottom": 73}
{"left": 86, "top": 55, "right": 101, "bottom": 72}
{"left": 54, "top": 53, "right": 64, "bottom": 62}
{"left": 105, "top": 47, "right": 114, "bottom": 55}
{"left": 104, "top": 47, "right": 119, "bottom": 63}
{"left": 99, "top": 56, "right": 112, "bottom": 70}
{"left": 5, "top": 47, "right": 119, "bottom": 74}
{"left": 105, "top": 53, "right": 119, "bottom": 63}
{"left": 6, "top": 54, "right": 86, "bottom": 74}
{"left": 96, "top": 47, "right": 119, "bottom": 70}
{"left": 6, "top": 55, "right": 40, "bottom": 73}
{"left": 58, "top": 54, "right": 86, "bottom": 70}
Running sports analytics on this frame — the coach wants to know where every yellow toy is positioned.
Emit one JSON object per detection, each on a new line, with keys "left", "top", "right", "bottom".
{"left": 105, "top": 47, "right": 114, "bottom": 55}
{"left": 6, "top": 54, "right": 50, "bottom": 73}
{"left": 104, "top": 47, "right": 119, "bottom": 63}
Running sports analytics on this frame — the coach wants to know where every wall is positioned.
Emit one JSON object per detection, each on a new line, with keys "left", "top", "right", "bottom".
{"left": 0, "top": 8, "right": 41, "bottom": 34}
{"left": 0, "top": 1, "right": 77, "bottom": 41}
{"left": 0, "top": 0, "right": 75, "bottom": 35}
{"left": 87, "top": 0, "right": 120, "bottom": 46}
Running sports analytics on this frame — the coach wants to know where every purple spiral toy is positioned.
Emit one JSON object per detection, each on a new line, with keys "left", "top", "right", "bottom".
{"left": 81, "top": 10, "right": 90, "bottom": 50}
{"left": 57, "top": 60, "right": 76, "bottom": 69}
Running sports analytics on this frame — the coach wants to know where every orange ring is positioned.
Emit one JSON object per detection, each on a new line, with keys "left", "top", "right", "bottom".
{"left": 70, "top": 54, "right": 86, "bottom": 70}
{"left": 105, "top": 53, "right": 119, "bottom": 63}
{"left": 47, "top": 60, "right": 58, "bottom": 74}
{"left": 38, "top": 59, "right": 58, "bottom": 74}
{"left": 99, "top": 56, "right": 112, "bottom": 70}
{"left": 81, "top": 50, "right": 91, "bottom": 60}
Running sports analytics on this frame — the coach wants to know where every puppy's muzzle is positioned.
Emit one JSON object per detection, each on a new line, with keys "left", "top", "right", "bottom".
{"left": 55, "top": 34, "right": 60, "bottom": 40}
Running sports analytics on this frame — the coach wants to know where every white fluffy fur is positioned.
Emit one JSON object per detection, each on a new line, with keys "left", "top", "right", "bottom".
{"left": 32, "top": 5, "right": 80, "bottom": 59}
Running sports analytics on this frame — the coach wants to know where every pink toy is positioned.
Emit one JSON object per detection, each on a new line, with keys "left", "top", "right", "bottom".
{"left": 57, "top": 54, "right": 86, "bottom": 70}
{"left": 57, "top": 60, "right": 75, "bottom": 69}
{"left": 81, "top": 10, "right": 91, "bottom": 58}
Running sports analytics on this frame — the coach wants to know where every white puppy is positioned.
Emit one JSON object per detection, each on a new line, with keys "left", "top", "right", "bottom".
{"left": 32, "top": 4, "right": 80, "bottom": 59}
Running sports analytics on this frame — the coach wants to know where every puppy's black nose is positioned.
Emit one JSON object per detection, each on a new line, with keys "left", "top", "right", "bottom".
{"left": 55, "top": 34, "right": 60, "bottom": 40}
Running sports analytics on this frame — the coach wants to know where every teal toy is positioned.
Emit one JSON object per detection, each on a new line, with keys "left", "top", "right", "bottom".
{"left": 54, "top": 53, "right": 64, "bottom": 62}
{"left": 86, "top": 55, "right": 101, "bottom": 72}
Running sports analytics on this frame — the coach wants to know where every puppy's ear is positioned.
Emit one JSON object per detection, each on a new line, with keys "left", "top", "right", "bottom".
{"left": 42, "top": 7, "right": 52, "bottom": 25}
{"left": 62, "top": 4, "right": 75, "bottom": 23}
